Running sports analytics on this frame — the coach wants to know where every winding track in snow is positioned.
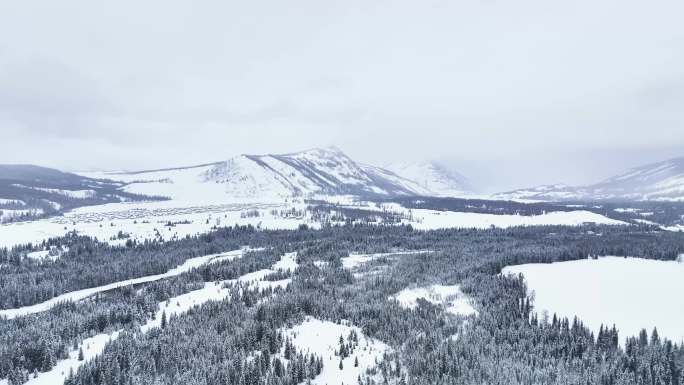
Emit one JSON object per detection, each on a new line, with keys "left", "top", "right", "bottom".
{"left": 0, "top": 249, "right": 246, "bottom": 320}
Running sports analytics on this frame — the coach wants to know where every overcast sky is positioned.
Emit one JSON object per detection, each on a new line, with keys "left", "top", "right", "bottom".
{"left": 1, "top": 0, "right": 683, "bottom": 192}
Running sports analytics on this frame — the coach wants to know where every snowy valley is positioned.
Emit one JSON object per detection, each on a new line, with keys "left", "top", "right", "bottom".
{"left": 2, "top": 149, "right": 684, "bottom": 385}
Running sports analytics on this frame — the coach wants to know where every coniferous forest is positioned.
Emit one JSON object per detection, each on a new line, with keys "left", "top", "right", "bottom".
{"left": 1, "top": 221, "right": 683, "bottom": 385}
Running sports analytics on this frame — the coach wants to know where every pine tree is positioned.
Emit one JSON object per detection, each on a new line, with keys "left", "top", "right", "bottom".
{"left": 161, "top": 310, "right": 167, "bottom": 329}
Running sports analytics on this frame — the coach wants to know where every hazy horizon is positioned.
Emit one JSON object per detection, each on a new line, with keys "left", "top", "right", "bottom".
{"left": 2, "top": 0, "right": 683, "bottom": 192}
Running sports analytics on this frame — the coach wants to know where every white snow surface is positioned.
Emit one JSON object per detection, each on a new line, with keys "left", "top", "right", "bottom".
{"left": 361, "top": 203, "right": 626, "bottom": 229}
{"left": 0, "top": 199, "right": 311, "bottom": 249}
{"left": 341, "top": 250, "right": 431, "bottom": 269}
{"left": 407, "top": 209, "right": 625, "bottom": 229}
{"left": 14, "top": 331, "right": 121, "bottom": 385}
{"left": 502, "top": 257, "right": 684, "bottom": 344}
{"left": 391, "top": 285, "right": 478, "bottom": 317}
{"left": 0, "top": 198, "right": 25, "bottom": 205}
{"left": 0, "top": 249, "right": 246, "bottom": 319}
{"left": 282, "top": 317, "right": 391, "bottom": 385}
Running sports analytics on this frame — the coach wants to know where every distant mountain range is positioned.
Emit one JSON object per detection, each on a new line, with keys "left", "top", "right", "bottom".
{"left": 493, "top": 156, "right": 684, "bottom": 202}
{"left": 81, "top": 147, "right": 473, "bottom": 203}
{"left": 4, "top": 150, "right": 684, "bottom": 217}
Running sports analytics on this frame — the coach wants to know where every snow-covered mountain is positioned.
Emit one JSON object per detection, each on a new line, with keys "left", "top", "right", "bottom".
{"left": 384, "top": 161, "right": 474, "bottom": 197}
{"left": 84, "top": 147, "right": 445, "bottom": 203}
{"left": 493, "top": 156, "right": 684, "bottom": 202}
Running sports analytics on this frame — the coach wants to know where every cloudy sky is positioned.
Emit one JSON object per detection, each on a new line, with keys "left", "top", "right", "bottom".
{"left": 1, "top": 0, "right": 683, "bottom": 192}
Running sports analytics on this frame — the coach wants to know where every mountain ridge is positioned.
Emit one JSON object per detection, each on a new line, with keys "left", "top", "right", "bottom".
{"left": 75, "top": 147, "right": 470, "bottom": 203}
{"left": 493, "top": 156, "right": 684, "bottom": 202}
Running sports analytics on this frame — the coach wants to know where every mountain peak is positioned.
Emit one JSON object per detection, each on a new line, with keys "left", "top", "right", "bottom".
{"left": 280, "top": 145, "right": 350, "bottom": 160}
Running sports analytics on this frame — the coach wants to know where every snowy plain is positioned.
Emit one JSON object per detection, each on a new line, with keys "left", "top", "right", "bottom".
{"left": 502, "top": 257, "right": 684, "bottom": 345}
{"left": 0, "top": 196, "right": 628, "bottom": 251}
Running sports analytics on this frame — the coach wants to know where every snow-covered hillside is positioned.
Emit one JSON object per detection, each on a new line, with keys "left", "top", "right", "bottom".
{"left": 84, "top": 147, "right": 441, "bottom": 203}
{"left": 493, "top": 156, "right": 684, "bottom": 202}
{"left": 384, "top": 161, "right": 473, "bottom": 197}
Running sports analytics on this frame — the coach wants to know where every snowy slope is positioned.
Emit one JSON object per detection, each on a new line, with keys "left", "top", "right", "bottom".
{"left": 86, "top": 147, "right": 439, "bottom": 204}
{"left": 493, "top": 156, "right": 684, "bottom": 202}
{"left": 384, "top": 161, "right": 473, "bottom": 197}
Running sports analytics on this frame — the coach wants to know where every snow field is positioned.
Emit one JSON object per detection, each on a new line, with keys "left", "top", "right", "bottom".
{"left": 0, "top": 200, "right": 311, "bottom": 249}
{"left": 405, "top": 208, "right": 626, "bottom": 230}
{"left": 335, "top": 201, "right": 626, "bottom": 230}
{"left": 390, "top": 285, "right": 478, "bottom": 317}
{"left": 282, "top": 317, "right": 391, "bottom": 385}
{"left": 0, "top": 192, "right": 627, "bottom": 252}
{"left": 340, "top": 250, "right": 431, "bottom": 269}
{"left": 502, "top": 257, "right": 684, "bottom": 345}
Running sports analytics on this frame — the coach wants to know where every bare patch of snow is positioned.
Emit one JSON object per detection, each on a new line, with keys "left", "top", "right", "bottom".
{"left": 391, "top": 285, "right": 478, "bottom": 317}
{"left": 282, "top": 317, "right": 391, "bottom": 385}
{"left": 340, "top": 250, "right": 431, "bottom": 269}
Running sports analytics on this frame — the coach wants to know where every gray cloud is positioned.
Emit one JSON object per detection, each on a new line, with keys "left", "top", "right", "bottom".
{"left": 1, "top": 0, "right": 683, "bottom": 192}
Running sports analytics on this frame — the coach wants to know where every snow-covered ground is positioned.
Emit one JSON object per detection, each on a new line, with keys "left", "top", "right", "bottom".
{"left": 404, "top": 208, "right": 626, "bottom": 230}
{"left": 340, "top": 250, "right": 431, "bottom": 269}
{"left": 0, "top": 198, "right": 25, "bottom": 205}
{"left": 282, "top": 316, "right": 391, "bottom": 385}
{"left": 391, "top": 285, "right": 478, "bottom": 317}
{"left": 664, "top": 224, "right": 684, "bottom": 232}
{"left": 0, "top": 331, "right": 121, "bottom": 385}
{"left": 140, "top": 251, "right": 296, "bottom": 334}
{"left": 502, "top": 257, "right": 684, "bottom": 344}
{"left": 0, "top": 200, "right": 310, "bottom": 249}
{"left": 224, "top": 252, "right": 298, "bottom": 290}
{"left": 0, "top": 249, "right": 246, "bottom": 319}
{"left": 25, "top": 246, "right": 68, "bottom": 262}
{"left": 334, "top": 201, "right": 626, "bottom": 230}
{"left": 1, "top": 251, "right": 297, "bottom": 385}
{"left": 0, "top": 208, "right": 44, "bottom": 223}
{"left": 0, "top": 196, "right": 626, "bottom": 251}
